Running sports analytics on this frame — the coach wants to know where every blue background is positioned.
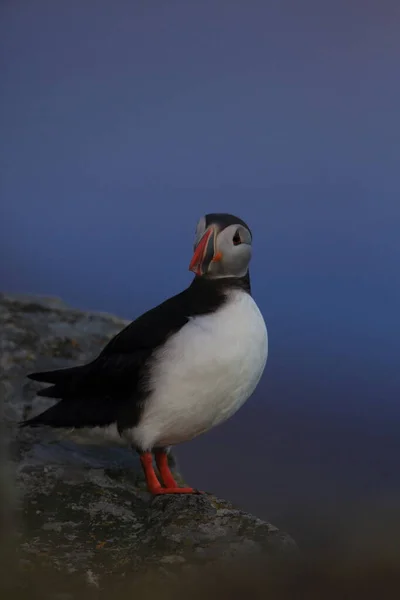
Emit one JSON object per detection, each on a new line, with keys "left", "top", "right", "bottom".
{"left": 2, "top": 0, "right": 399, "bottom": 548}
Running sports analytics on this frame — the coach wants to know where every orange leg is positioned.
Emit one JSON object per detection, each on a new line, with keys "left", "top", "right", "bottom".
{"left": 154, "top": 449, "right": 178, "bottom": 488}
{"left": 140, "top": 452, "right": 198, "bottom": 495}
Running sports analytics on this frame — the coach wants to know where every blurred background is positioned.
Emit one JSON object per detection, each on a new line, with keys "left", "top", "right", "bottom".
{"left": 1, "top": 0, "right": 400, "bottom": 551}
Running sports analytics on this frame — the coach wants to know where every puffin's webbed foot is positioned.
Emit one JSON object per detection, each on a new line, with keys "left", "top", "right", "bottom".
{"left": 139, "top": 451, "right": 203, "bottom": 495}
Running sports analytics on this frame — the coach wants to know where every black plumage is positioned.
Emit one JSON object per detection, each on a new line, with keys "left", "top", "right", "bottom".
{"left": 204, "top": 213, "right": 252, "bottom": 237}
{"left": 21, "top": 274, "right": 250, "bottom": 435}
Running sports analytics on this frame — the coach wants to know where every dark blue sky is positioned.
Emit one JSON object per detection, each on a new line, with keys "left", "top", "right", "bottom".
{"left": 1, "top": 1, "right": 400, "bottom": 544}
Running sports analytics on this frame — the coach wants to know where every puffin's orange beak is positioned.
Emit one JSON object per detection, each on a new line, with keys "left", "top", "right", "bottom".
{"left": 189, "top": 226, "right": 222, "bottom": 276}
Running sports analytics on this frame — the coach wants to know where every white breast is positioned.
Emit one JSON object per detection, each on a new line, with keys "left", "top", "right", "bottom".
{"left": 129, "top": 289, "right": 268, "bottom": 451}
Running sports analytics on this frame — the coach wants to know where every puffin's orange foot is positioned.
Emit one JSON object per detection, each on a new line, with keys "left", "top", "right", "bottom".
{"left": 139, "top": 452, "right": 204, "bottom": 495}
{"left": 151, "top": 486, "right": 202, "bottom": 495}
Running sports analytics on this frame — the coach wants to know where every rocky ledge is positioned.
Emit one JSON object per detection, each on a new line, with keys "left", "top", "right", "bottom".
{"left": 0, "top": 292, "right": 296, "bottom": 594}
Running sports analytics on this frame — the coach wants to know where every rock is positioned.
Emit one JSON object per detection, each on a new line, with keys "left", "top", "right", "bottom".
{"left": 0, "top": 292, "right": 296, "bottom": 594}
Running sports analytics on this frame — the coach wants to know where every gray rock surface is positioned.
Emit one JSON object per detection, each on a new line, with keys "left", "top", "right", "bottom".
{"left": 0, "top": 292, "right": 296, "bottom": 593}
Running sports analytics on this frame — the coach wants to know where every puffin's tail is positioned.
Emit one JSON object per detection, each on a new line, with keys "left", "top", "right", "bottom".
{"left": 27, "top": 365, "right": 84, "bottom": 385}
{"left": 21, "top": 364, "right": 101, "bottom": 429}
{"left": 19, "top": 401, "right": 74, "bottom": 428}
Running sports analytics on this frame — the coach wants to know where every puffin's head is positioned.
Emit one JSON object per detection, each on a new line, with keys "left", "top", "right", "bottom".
{"left": 189, "top": 213, "right": 252, "bottom": 278}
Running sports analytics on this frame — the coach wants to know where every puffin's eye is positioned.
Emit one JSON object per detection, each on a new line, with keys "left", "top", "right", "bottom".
{"left": 233, "top": 230, "right": 242, "bottom": 245}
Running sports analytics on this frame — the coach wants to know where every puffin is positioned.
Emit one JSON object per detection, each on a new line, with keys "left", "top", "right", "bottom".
{"left": 21, "top": 213, "right": 268, "bottom": 495}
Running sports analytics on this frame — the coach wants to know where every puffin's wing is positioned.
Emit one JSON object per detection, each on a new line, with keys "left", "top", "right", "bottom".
{"left": 22, "top": 289, "right": 192, "bottom": 428}
{"left": 98, "top": 289, "right": 190, "bottom": 356}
